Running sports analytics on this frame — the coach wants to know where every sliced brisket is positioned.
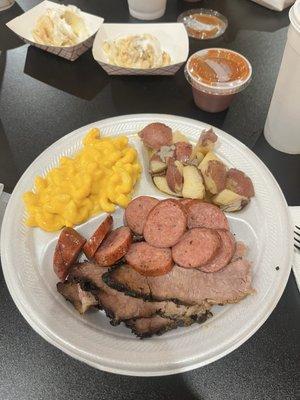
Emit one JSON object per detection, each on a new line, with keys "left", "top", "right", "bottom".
{"left": 103, "top": 258, "right": 253, "bottom": 306}
{"left": 67, "top": 262, "right": 211, "bottom": 325}
{"left": 126, "top": 311, "right": 211, "bottom": 338}
{"left": 57, "top": 281, "right": 98, "bottom": 314}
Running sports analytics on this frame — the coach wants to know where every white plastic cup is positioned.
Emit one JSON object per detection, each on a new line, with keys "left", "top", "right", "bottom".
{"left": 127, "top": 0, "right": 167, "bottom": 20}
{"left": 264, "top": 0, "right": 300, "bottom": 154}
{"left": 0, "top": 0, "right": 14, "bottom": 11}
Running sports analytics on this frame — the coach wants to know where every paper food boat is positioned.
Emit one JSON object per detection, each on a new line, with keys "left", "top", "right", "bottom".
{"left": 92, "top": 23, "right": 189, "bottom": 76}
{"left": 0, "top": 0, "right": 15, "bottom": 11}
{"left": 6, "top": 0, "right": 104, "bottom": 61}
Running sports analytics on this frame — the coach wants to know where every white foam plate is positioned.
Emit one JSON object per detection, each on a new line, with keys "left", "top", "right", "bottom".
{"left": 0, "top": 114, "right": 292, "bottom": 376}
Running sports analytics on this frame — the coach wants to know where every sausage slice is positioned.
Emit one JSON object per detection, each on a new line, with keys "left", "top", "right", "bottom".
{"left": 143, "top": 199, "right": 187, "bottom": 248}
{"left": 125, "top": 242, "right": 173, "bottom": 277}
{"left": 172, "top": 228, "right": 221, "bottom": 269}
{"left": 53, "top": 227, "right": 86, "bottom": 281}
{"left": 179, "top": 198, "right": 195, "bottom": 208}
{"left": 199, "top": 230, "right": 235, "bottom": 273}
{"left": 138, "top": 123, "right": 173, "bottom": 150}
{"left": 186, "top": 201, "right": 229, "bottom": 230}
{"left": 95, "top": 226, "right": 132, "bottom": 267}
{"left": 83, "top": 215, "right": 113, "bottom": 259}
{"left": 124, "top": 196, "right": 159, "bottom": 235}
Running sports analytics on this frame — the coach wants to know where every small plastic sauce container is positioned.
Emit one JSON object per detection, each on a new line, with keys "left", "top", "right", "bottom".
{"left": 185, "top": 48, "right": 252, "bottom": 113}
{"left": 178, "top": 9, "right": 228, "bottom": 40}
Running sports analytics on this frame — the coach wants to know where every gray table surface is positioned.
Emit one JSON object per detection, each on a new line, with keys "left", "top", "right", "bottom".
{"left": 0, "top": 0, "right": 300, "bottom": 399}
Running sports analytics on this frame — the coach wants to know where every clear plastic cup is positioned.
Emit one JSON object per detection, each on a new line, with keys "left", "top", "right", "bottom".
{"left": 178, "top": 8, "right": 228, "bottom": 40}
{"left": 127, "top": 0, "right": 167, "bottom": 20}
{"left": 185, "top": 48, "right": 252, "bottom": 113}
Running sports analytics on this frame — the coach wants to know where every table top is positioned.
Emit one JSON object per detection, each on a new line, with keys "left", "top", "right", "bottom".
{"left": 0, "top": 0, "right": 299, "bottom": 399}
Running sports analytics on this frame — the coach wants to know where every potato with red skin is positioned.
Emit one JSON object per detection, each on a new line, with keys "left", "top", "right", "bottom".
{"left": 172, "top": 131, "right": 190, "bottom": 144}
{"left": 182, "top": 165, "right": 205, "bottom": 199}
{"left": 152, "top": 176, "right": 181, "bottom": 197}
{"left": 197, "top": 128, "right": 218, "bottom": 154}
{"left": 204, "top": 160, "right": 227, "bottom": 194}
{"left": 226, "top": 168, "right": 255, "bottom": 198}
{"left": 157, "top": 145, "right": 175, "bottom": 162}
{"left": 149, "top": 153, "right": 167, "bottom": 174}
{"left": 212, "top": 189, "right": 249, "bottom": 212}
{"left": 166, "top": 158, "right": 183, "bottom": 194}
{"left": 199, "top": 152, "right": 227, "bottom": 195}
{"left": 139, "top": 123, "right": 173, "bottom": 150}
{"left": 174, "top": 142, "right": 193, "bottom": 164}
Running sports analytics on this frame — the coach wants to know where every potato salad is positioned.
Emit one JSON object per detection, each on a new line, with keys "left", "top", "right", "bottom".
{"left": 103, "top": 34, "right": 171, "bottom": 69}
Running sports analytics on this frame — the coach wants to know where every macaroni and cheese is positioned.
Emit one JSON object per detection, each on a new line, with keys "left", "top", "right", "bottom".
{"left": 23, "top": 128, "right": 141, "bottom": 232}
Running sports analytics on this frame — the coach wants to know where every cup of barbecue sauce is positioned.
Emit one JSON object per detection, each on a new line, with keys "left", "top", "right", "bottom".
{"left": 185, "top": 48, "right": 252, "bottom": 113}
{"left": 178, "top": 9, "right": 228, "bottom": 40}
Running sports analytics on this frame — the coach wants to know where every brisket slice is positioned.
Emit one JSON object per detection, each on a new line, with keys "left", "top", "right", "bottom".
{"left": 67, "top": 262, "right": 211, "bottom": 325}
{"left": 57, "top": 281, "right": 98, "bottom": 314}
{"left": 57, "top": 276, "right": 212, "bottom": 338}
{"left": 103, "top": 258, "right": 254, "bottom": 306}
{"left": 125, "top": 312, "right": 211, "bottom": 339}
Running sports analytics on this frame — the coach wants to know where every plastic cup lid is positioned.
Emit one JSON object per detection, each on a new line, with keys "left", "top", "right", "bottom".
{"left": 185, "top": 48, "right": 252, "bottom": 96}
{"left": 177, "top": 8, "right": 228, "bottom": 40}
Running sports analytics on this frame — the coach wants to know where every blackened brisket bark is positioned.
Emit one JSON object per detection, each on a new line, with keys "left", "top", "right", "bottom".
{"left": 103, "top": 259, "right": 253, "bottom": 306}
{"left": 125, "top": 311, "right": 211, "bottom": 339}
{"left": 67, "top": 262, "right": 211, "bottom": 325}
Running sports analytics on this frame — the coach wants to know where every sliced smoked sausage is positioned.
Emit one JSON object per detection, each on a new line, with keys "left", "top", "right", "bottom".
{"left": 53, "top": 227, "right": 86, "bottom": 281}
{"left": 186, "top": 201, "right": 229, "bottom": 230}
{"left": 143, "top": 199, "right": 187, "bottom": 248}
{"left": 83, "top": 215, "right": 113, "bottom": 259}
{"left": 124, "top": 196, "right": 159, "bottom": 235}
{"left": 179, "top": 198, "right": 195, "bottom": 208}
{"left": 172, "top": 228, "right": 221, "bottom": 269}
{"left": 199, "top": 230, "right": 235, "bottom": 273}
{"left": 95, "top": 227, "right": 132, "bottom": 267}
{"left": 125, "top": 242, "right": 173, "bottom": 277}
{"left": 138, "top": 123, "right": 173, "bottom": 150}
